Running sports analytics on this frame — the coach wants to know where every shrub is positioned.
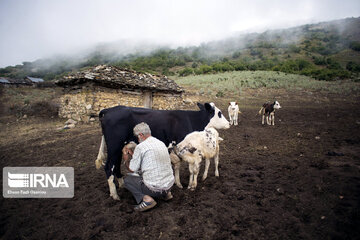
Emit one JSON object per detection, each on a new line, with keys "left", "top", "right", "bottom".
{"left": 26, "top": 101, "right": 59, "bottom": 117}
{"left": 296, "top": 59, "right": 312, "bottom": 71}
{"left": 346, "top": 62, "right": 360, "bottom": 72}
{"left": 6, "top": 101, "right": 59, "bottom": 118}
{"left": 310, "top": 69, "right": 351, "bottom": 81}
{"left": 313, "top": 56, "right": 327, "bottom": 65}
{"left": 194, "top": 68, "right": 203, "bottom": 75}
{"left": 178, "top": 68, "right": 193, "bottom": 77}
{"left": 349, "top": 41, "right": 360, "bottom": 51}
{"left": 289, "top": 44, "right": 301, "bottom": 53}
{"left": 212, "top": 63, "right": 234, "bottom": 72}
{"left": 250, "top": 49, "right": 262, "bottom": 56}
{"left": 216, "top": 91, "right": 224, "bottom": 97}
{"left": 326, "top": 59, "right": 342, "bottom": 70}
{"left": 247, "top": 63, "right": 258, "bottom": 71}
{"left": 233, "top": 62, "right": 246, "bottom": 71}
{"left": 162, "top": 69, "right": 175, "bottom": 76}
{"left": 199, "top": 65, "right": 213, "bottom": 74}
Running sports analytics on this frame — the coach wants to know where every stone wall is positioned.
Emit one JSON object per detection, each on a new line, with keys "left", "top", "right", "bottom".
{"left": 153, "top": 92, "right": 185, "bottom": 110}
{"left": 58, "top": 86, "right": 184, "bottom": 122}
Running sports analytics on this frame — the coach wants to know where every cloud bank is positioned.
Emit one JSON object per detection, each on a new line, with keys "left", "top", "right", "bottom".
{"left": 0, "top": 0, "right": 359, "bottom": 67}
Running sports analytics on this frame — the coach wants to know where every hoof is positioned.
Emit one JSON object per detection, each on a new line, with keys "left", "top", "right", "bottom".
{"left": 176, "top": 183, "right": 183, "bottom": 189}
{"left": 110, "top": 194, "right": 120, "bottom": 201}
{"left": 117, "top": 177, "right": 125, "bottom": 188}
{"left": 95, "top": 159, "right": 102, "bottom": 169}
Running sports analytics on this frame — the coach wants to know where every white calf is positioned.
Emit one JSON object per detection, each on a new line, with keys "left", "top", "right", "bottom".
{"left": 228, "top": 102, "right": 240, "bottom": 125}
{"left": 173, "top": 127, "right": 223, "bottom": 191}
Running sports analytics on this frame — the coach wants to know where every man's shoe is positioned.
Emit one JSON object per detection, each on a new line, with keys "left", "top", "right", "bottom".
{"left": 134, "top": 200, "right": 157, "bottom": 212}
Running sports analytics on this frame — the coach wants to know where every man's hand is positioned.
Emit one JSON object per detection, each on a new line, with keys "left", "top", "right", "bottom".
{"left": 123, "top": 149, "right": 134, "bottom": 172}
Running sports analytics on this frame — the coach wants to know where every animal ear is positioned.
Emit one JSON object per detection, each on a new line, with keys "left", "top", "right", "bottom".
{"left": 189, "top": 147, "right": 197, "bottom": 154}
{"left": 204, "top": 103, "right": 214, "bottom": 112}
{"left": 229, "top": 102, "right": 231, "bottom": 105}
{"left": 235, "top": 102, "right": 238, "bottom": 105}
{"left": 197, "top": 102, "right": 204, "bottom": 110}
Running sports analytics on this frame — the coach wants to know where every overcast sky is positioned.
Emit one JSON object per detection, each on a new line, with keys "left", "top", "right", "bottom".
{"left": 0, "top": 0, "right": 359, "bottom": 68}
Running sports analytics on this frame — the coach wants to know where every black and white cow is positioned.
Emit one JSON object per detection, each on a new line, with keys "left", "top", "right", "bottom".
{"left": 95, "top": 102, "right": 230, "bottom": 200}
{"left": 258, "top": 101, "right": 281, "bottom": 125}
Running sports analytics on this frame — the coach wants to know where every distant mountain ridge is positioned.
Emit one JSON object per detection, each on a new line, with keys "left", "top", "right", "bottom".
{"left": 1, "top": 17, "right": 359, "bottom": 81}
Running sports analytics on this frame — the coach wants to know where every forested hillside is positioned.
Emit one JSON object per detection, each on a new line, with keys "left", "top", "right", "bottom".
{"left": 1, "top": 17, "right": 359, "bottom": 81}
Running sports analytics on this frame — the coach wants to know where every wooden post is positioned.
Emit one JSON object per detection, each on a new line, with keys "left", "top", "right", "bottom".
{"left": 143, "top": 91, "right": 153, "bottom": 109}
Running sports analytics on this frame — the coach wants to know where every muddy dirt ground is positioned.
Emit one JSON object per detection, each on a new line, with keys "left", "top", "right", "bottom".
{"left": 0, "top": 89, "right": 359, "bottom": 239}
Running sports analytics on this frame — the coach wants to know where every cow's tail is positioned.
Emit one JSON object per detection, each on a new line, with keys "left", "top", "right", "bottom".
{"left": 95, "top": 135, "right": 106, "bottom": 169}
{"left": 95, "top": 109, "right": 109, "bottom": 169}
{"left": 98, "top": 108, "right": 108, "bottom": 133}
{"left": 258, "top": 107, "right": 264, "bottom": 115}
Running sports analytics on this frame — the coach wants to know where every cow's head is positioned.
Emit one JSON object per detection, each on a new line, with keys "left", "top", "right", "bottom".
{"left": 229, "top": 102, "right": 238, "bottom": 111}
{"left": 198, "top": 102, "right": 230, "bottom": 130}
{"left": 274, "top": 101, "right": 281, "bottom": 109}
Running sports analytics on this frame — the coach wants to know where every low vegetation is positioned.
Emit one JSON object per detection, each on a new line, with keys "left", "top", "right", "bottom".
{"left": 0, "top": 87, "right": 60, "bottom": 118}
{"left": 174, "top": 71, "right": 360, "bottom": 96}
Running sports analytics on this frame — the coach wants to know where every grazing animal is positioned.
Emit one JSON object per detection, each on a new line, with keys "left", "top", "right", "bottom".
{"left": 95, "top": 102, "right": 230, "bottom": 200}
{"left": 171, "top": 127, "right": 223, "bottom": 191}
{"left": 258, "top": 101, "right": 281, "bottom": 125}
{"left": 228, "top": 102, "right": 240, "bottom": 125}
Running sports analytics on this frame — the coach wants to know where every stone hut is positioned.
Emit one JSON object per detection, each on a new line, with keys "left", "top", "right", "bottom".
{"left": 55, "top": 65, "right": 184, "bottom": 122}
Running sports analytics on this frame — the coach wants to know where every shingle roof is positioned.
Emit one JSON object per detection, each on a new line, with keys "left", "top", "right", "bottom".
{"left": 0, "top": 77, "right": 28, "bottom": 84}
{"left": 0, "top": 77, "right": 10, "bottom": 84}
{"left": 25, "top": 77, "right": 44, "bottom": 83}
{"left": 55, "top": 65, "right": 183, "bottom": 93}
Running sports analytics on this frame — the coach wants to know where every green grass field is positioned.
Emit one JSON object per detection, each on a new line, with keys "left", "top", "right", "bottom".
{"left": 174, "top": 71, "right": 360, "bottom": 96}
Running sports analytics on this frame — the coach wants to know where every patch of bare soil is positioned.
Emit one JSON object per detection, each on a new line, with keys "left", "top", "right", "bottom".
{"left": 0, "top": 90, "right": 359, "bottom": 239}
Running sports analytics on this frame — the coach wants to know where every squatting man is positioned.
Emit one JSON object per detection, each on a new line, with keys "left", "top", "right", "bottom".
{"left": 123, "top": 122, "right": 174, "bottom": 212}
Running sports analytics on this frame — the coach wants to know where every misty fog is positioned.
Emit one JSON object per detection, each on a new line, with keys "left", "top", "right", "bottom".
{"left": 1, "top": 0, "right": 360, "bottom": 68}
